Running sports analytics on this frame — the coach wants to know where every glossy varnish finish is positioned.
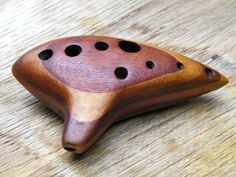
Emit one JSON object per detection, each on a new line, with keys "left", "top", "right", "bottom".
{"left": 12, "top": 36, "right": 228, "bottom": 153}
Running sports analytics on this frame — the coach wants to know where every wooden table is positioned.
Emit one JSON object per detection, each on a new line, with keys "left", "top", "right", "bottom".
{"left": 0, "top": 0, "right": 236, "bottom": 176}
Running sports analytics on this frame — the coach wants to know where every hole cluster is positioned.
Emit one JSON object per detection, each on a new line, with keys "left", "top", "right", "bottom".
{"left": 38, "top": 40, "right": 142, "bottom": 59}
{"left": 38, "top": 40, "right": 188, "bottom": 80}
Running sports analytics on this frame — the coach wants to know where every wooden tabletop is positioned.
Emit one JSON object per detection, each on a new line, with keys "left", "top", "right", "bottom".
{"left": 0, "top": 0, "right": 236, "bottom": 176}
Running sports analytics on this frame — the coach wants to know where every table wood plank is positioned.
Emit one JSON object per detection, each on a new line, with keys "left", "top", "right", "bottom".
{"left": 0, "top": 0, "right": 235, "bottom": 176}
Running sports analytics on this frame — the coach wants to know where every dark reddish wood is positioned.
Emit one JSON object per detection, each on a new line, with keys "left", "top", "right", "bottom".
{"left": 41, "top": 36, "right": 180, "bottom": 92}
{"left": 12, "top": 36, "right": 228, "bottom": 153}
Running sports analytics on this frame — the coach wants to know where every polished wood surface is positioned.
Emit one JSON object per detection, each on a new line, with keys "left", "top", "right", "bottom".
{"left": 1, "top": 0, "right": 236, "bottom": 176}
{"left": 12, "top": 36, "right": 228, "bottom": 153}
{"left": 36, "top": 36, "right": 180, "bottom": 92}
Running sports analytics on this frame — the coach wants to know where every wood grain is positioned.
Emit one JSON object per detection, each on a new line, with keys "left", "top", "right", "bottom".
{"left": 12, "top": 35, "right": 228, "bottom": 153}
{"left": 0, "top": 0, "right": 236, "bottom": 176}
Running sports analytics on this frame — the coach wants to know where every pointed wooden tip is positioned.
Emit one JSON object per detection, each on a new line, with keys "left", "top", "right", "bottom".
{"left": 12, "top": 36, "right": 229, "bottom": 153}
{"left": 62, "top": 117, "right": 98, "bottom": 153}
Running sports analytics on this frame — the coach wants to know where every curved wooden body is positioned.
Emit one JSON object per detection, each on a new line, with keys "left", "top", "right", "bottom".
{"left": 12, "top": 36, "right": 228, "bottom": 153}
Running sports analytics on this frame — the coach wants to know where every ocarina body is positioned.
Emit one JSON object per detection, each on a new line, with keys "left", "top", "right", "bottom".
{"left": 12, "top": 36, "right": 228, "bottom": 153}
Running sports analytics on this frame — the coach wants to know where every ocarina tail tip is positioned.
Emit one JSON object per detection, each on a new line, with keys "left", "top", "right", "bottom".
{"left": 62, "top": 117, "right": 99, "bottom": 153}
{"left": 209, "top": 68, "right": 229, "bottom": 90}
{"left": 220, "top": 74, "right": 229, "bottom": 86}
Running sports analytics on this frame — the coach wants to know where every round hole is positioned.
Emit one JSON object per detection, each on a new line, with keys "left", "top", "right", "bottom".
{"left": 119, "top": 40, "right": 141, "bottom": 53}
{"left": 95, "top": 42, "right": 109, "bottom": 51}
{"left": 146, "top": 61, "right": 155, "bottom": 69}
{"left": 38, "top": 49, "right": 53, "bottom": 60}
{"left": 64, "top": 147, "right": 76, "bottom": 152}
{"left": 65, "top": 45, "right": 82, "bottom": 57}
{"left": 114, "top": 67, "right": 128, "bottom": 79}
{"left": 177, "top": 62, "right": 184, "bottom": 70}
{"left": 205, "top": 68, "right": 215, "bottom": 78}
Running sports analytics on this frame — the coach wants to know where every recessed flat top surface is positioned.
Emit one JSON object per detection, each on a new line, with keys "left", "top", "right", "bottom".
{"left": 0, "top": 0, "right": 236, "bottom": 176}
{"left": 37, "top": 36, "right": 179, "bottom": 92}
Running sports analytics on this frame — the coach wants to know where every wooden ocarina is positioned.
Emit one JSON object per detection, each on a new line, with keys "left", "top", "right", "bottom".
{"left": 12, "top": 36, "right": 228, "bottom": 153}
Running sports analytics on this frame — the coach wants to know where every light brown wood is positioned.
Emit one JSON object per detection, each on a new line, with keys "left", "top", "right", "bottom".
{"left": 0, "top": 0, "right": 236, "bottom": 176}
